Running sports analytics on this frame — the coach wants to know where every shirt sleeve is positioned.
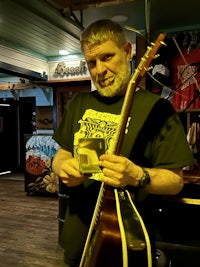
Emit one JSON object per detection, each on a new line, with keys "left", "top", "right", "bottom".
{"left": 147, "top": 112, "right": 194, "bottom": 169}
{"left": 53, "top": 98, "right": 76, "bottom": 153}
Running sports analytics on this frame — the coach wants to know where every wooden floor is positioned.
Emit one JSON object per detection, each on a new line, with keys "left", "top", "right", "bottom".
{"left": 0, "top": 173, "right": 64, "bottom": 267}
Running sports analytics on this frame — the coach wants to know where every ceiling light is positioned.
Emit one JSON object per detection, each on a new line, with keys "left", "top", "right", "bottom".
{"left": 59, "top": 50, "right": 70, "bottom": 55}
{"left": 0, "top": 103, "right": 10, "bottom": 106}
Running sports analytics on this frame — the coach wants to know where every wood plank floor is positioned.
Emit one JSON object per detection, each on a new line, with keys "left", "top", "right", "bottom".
{"left": 0, "top": 173, "right": 64, "bottom": 267}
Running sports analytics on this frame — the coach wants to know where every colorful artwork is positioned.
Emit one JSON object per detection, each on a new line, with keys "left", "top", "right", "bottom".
{"left": 25, "top": 135, "right": 60, "bottom": 195}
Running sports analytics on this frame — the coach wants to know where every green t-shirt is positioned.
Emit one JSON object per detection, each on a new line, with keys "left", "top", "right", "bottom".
{"left": 53, "top": 89, "right": 194, "bottom": 266}
{"left": 54, "top": 88, "right": 193, "bottom": 168}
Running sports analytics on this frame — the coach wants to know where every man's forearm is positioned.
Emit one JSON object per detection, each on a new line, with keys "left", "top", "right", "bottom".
{"left": 144, "top": 168, "right": 183, "bottom": 195}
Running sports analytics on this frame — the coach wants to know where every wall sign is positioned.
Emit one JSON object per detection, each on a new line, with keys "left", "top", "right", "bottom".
{"left": 55, "top": 60, "right": 87, "bottom": 76}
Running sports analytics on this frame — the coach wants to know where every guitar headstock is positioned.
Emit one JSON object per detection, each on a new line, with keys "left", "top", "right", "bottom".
{"left": 138, "top": 33, "right": 166, "bottom": 78}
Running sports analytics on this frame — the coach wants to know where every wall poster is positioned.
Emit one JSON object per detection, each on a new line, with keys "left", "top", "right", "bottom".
{"left": 36, "top": 106, "right": 53, "bottom": 130}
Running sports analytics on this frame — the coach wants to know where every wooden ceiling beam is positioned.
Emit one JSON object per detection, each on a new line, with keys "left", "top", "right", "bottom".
{"left": 0, "top": 62, "right": 47, "bottom": 82}
{"left": 51, "top": 0, "right": 137, "bottom": 10}
{"left": 50, "top": 0, "right": 76, "bottom": 10}
{"left": 0, "top": 83, "right": 39, "bottom": 91}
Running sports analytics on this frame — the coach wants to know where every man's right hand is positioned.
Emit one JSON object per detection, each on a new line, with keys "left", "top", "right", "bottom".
{"left": 52, "top": 148, "right": 89, "bottom": 187}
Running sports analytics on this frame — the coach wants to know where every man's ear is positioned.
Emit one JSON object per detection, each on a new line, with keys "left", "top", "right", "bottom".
{"left": 124, "top": 42, "right": 133, "bottom": 61}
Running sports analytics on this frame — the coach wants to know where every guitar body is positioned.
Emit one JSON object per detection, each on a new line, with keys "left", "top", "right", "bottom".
{"left": 83, "top": 186, "right": 123, "bottom": 267}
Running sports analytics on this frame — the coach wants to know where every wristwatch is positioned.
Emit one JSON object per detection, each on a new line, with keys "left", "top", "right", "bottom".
{"left": 138, "top": 167, "right": 151, "bottom": 188}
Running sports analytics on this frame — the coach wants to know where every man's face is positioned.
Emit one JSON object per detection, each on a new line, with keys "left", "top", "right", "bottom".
{"left": 83, "top": 40, "right": 132, "bottom": 97}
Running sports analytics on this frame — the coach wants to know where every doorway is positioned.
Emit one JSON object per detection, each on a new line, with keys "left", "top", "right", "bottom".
{"left": 0, "top": 97, "right": 35, "bottom": 173}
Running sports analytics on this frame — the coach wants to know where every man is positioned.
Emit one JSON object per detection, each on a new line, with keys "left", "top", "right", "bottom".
{"left": 52, "top": 19, "right": 194, "bottom": 267}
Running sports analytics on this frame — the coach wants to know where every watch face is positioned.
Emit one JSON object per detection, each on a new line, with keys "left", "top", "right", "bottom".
{"left": 139, "top": 168, "right": 150, "bottom": 188}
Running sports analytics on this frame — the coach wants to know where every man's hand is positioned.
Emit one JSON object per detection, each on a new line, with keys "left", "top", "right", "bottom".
{"left": 52, "top": 148, "right": 90, "bottom": 187}
{"left": 99, "top": 154, "right": 143, "bottom": 188}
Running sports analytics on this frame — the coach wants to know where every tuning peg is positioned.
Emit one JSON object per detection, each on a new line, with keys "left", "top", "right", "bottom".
{"left": 160, "top": 41, "right": 167, "bottom": 46}
{"left": 154, "top": 54, "right": 160, "bottom": 59}
{"left": 145, "top": 66, "right": 153, "bottom": 72}
{"left": 150, "top": 40, "right": 167, "bottom": 47}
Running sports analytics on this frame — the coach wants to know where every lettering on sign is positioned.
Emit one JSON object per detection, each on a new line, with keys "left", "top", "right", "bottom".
{"left": 55, "top": 60, "right": 87, "bottom": 76}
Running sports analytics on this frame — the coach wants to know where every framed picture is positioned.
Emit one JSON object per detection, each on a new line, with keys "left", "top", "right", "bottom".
{"left": 36, "top": 106, "right": 53, "bottom": 130}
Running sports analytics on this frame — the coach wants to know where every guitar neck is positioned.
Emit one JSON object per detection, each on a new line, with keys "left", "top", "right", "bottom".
{"left": 112, "top": 33, "right": 166, "bottom": 155}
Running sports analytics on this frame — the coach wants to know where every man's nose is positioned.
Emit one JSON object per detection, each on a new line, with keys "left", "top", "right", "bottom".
{"left": 96, "top": 60, "right": 106, "bottom": 74}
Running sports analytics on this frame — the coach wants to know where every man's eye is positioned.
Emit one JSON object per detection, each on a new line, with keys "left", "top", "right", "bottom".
{"left": 103, "top": 55, "right": 112, "bottom": 61}
{"left": 87, "top": 61, "right": 96, "bottom": 68}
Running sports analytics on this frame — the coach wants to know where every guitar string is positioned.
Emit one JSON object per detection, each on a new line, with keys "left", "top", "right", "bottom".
{"left": 79, "top": 182, "right": 105, "bottom": 267}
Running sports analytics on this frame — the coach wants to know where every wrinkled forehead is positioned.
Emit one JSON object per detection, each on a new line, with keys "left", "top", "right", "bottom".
{"left": 82, "top": 40, "right": 120, "bottom": 58}
{"left": 80, "top": 30, "right": 127, "bottom": 52}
